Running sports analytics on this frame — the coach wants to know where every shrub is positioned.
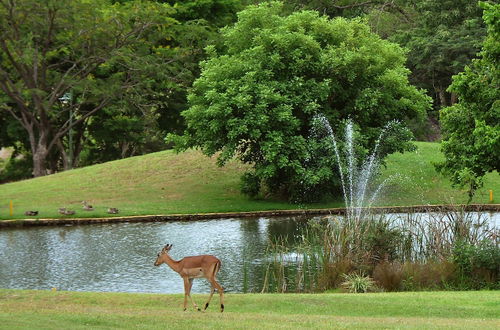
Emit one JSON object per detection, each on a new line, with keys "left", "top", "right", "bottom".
{"left": 452, "top": 239, "right": 500, "bottom": 289}
{"left": 240, "top": 172, "right": 261, "bottom": 198}
{"left": 373, "top": 262, "right": 404, "bottom": 291}
{"left": 0, "top": 156, "right": 32, "bottom": 183}
{"left": 402, "top": 261, "right": 456, "bottom": 291}
{"left": 318, "top": 257, "right": 355, "bottom": 291}
{"left": 340, "top": 272, "right": 376, "bottom": 293}
{"left": 365, "top": 220, "right": 405, "bottom": 264}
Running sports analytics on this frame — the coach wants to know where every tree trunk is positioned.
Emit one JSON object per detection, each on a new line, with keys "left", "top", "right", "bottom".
{"left": 31, "top": 129, "right": 50, "bottom": 177}
{"left": 450, "top": 92, "right": 458, "bottom": 105}
{"left": 437, "top": 87, "right": 448, "bottom": 108}
{"left": 32, "top": 144, "right": 49, "bottom": 177}
{"left": 56, "top": 138, "right": 71, "bottom": 171}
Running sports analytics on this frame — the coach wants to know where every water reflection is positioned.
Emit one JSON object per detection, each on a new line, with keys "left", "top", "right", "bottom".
{"left": 0, "top": 217, "right": 308, "bottom": 294}
{"left": 0, "top": 212, "right": 498, "bottom": 294}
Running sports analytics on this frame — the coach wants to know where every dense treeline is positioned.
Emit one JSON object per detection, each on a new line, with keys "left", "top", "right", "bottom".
{"left": 0, "top": 0, "right": 497, "bottom": 201}
{"left": 0, "top": 0, "right": 244, "bottom": 179}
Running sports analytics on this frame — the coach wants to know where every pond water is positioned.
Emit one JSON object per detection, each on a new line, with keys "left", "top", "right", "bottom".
{"left": 0, "top": 217, "right": 310, "bottom": 294}
{"left": 0, "top": 212, "right": 498, "bottom": 294}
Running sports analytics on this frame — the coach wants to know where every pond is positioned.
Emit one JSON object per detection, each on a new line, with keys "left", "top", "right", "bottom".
{"left": 0, "top": 216, "right": 310, "bottom": 294}
{"left": 0, "top": 212, "right": 498, "bottom": 294}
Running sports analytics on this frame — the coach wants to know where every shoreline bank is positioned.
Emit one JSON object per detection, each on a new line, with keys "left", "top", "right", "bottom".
{"left": 1, "top": 203, "right": 499, "bottom": 228}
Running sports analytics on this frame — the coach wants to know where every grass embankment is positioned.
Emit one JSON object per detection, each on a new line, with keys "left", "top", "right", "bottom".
{"left": 0, "top": 290, "right": 499, "bottom": 329}
{"left": 0, "top": 142, "right": 498, "bottom": 220}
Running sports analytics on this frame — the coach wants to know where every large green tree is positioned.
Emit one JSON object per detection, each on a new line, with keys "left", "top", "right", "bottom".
{"left": 393, "top": 0, "right": 486, "bottom": 110}
{"left": 0, "top": 0, "right": 177, "bottom": 176}
{"left": 169, "top": 2, "right": 431, "bottom": 201}
{"left": 437, "top": 2, "right": 500, "bottom": 200}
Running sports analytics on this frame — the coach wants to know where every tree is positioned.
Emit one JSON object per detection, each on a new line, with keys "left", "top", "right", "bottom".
{"left": 155, "top": 0, "right": 244, "bottom": 136}
{"left": 392, "top": 0, "right": 486, "bottom": 110}
{"left": 437, "top": 2, "right": 500, "bottom": 201}
{"left": 280, "top": 0, "right": 413, "bottom": 21}
{"left": 169, "top": 2, "right": 431, "bottom": 201}
{"left": 0, "top": 0, "right": 177, "bottom": 176}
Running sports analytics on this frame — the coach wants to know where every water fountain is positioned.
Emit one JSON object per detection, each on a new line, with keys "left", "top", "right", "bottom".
{"left": 311, "top": 114, "right": 399, "bottom": 221}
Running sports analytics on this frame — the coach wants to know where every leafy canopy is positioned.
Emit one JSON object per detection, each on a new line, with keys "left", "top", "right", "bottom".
{"left": 169, "top": 2, "right": 430, "bottom": 201}
{"left": 392, "top": 0, "right": 486, "bottom": 108}
{"left": 0, "top": 0, "right": 177, "bottom": 176}
{"left": 437, "top": 2, "right": 500, "bottom": 200}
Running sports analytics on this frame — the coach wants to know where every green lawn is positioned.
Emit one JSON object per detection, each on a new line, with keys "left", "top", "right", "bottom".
{"left": 378, "top": 142, "right": 499, "bottom": 206}
{"left": 0, "top": 290, "right": 498, "bottom": 329}
{"left": 0, "top": 142, "right": 498, "bottom": 220}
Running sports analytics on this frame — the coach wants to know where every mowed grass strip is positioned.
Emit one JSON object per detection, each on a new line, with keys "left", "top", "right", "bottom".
{"left": 0, "top": 290, "right": 498, "bottom": 329}
{"left": 0, "top": 142, "right": 499, "bottom": 220}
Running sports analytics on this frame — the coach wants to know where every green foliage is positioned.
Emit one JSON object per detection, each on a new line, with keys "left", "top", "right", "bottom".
{"left": 279, "top": 0, "right": 410, "bottom": 20}
{"left": 0, "top": 155, "right": 32, "bottom": 183}
{"left": 262, "top": 209, "right": 498, "bottom": 292}
{"left": 452, "top": 239, "right": 500, "bottom": 289}
{"left": 0, "top": 0, "right": 179, "bottom": 175}
{"left": 365, "top": 220, "right": 405, "bottom": 264}
{"left": 170, "top": 2, "right": 430, "bottom": 201}
{"left": 340, "top": 272, "right": 376, "bottom": 293}
{"left": 240, "top": 172, "right": 261, "bottom": 198}
{"left": 437, "top": 2, "right": 500, "bottom": 198}
{"left": 162, "top": 0, "right": 242, "bottom": 27}
{"left": 391, "top": 0, "right": 486, "bottom": 109}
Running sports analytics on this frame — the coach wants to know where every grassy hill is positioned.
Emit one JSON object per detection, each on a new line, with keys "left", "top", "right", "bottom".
{"left": 0, "top": 142, "right": 498, "bottom": 220}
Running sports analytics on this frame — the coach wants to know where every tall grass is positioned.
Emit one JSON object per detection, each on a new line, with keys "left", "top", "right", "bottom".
{"left": 262, "top": 206, "right": 499, "bottom": 292}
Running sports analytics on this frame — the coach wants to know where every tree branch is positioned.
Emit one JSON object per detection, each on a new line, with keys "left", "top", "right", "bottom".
{"left": 332, "top": 1, "right": 374, "bottom": 10}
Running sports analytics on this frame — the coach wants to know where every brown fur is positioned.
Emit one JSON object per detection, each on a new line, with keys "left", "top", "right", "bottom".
{"left": 154, "top": 244, "right": 224, "bottom": 312}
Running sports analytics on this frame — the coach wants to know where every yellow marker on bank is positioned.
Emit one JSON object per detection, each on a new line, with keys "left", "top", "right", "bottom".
{"left": 9, "top": 200, "right": 13, "bottom": 216}
{"left": 489, "top": 190, "right": 494, "bottom": 203}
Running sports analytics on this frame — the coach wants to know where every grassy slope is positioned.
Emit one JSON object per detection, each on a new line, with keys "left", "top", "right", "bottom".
{"left": 0, "top": 290, "right": 498, "bottom": 329}
{"left": 378, "top": 142, "right": 499, "bottom": 206}
{"left": 0, "top": 142, "right": 498, "bottom": 220}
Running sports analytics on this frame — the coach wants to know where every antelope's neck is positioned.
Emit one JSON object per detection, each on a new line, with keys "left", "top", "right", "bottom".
{"left": 164, "top": 254, "right": 182, "bottom": 273}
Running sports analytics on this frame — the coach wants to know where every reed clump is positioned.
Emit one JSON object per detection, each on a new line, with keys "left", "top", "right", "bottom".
{"left": 262, "top": 206, "right": 499, "bottom": 292}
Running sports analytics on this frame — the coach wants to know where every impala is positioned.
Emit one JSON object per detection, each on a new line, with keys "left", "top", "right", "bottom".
{"left": 154, "top": 244, "right": 224, "bottom": 312}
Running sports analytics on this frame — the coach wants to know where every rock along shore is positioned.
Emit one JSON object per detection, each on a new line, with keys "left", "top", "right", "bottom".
{"left": 0, "top": 204, "right": 499, "bottom": 228}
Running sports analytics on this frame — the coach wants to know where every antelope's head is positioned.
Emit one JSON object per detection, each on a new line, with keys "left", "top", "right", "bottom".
{"left": 154, "top": 244, "right": 173, "bottom": 266}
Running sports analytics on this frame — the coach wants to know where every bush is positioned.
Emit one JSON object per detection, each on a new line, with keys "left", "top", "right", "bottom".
{"left": 373, "top": 262, "right": 404, "bottom": 291}
{"left": 240, "top": 172, "right": 261, "bottom": 198}
{"left": 0, "top": 156, "right": 32, "bottom": 183}
{"left": 341, "top": 272, "right": 376, "bottom": 293}
{"left": 401, "top": 261, "right": 457, "bottom": 291}
{"left": 452, "top": 239, "right": 500, "bottom": 289}
{"left": 262, "top": 211, "right": 498, "bottom": 292}
{"left": 318, "top": 257, "right": 355, "bottom": 291}
{"left": 365, "top": 220, "right": 405, "bottom": 264}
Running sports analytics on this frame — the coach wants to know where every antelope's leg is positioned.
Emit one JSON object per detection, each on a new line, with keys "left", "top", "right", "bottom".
{"left": 212, "top": 280, "right": 224, "bottom": 313}
{"left": 204, "top": 285, "right": 215, "bottom": 311}
{"left": 183, "top": 277, "right": 189, "bottom": 311}
{"left": 186, "top": 278, "right": 200, "bottom": 311}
